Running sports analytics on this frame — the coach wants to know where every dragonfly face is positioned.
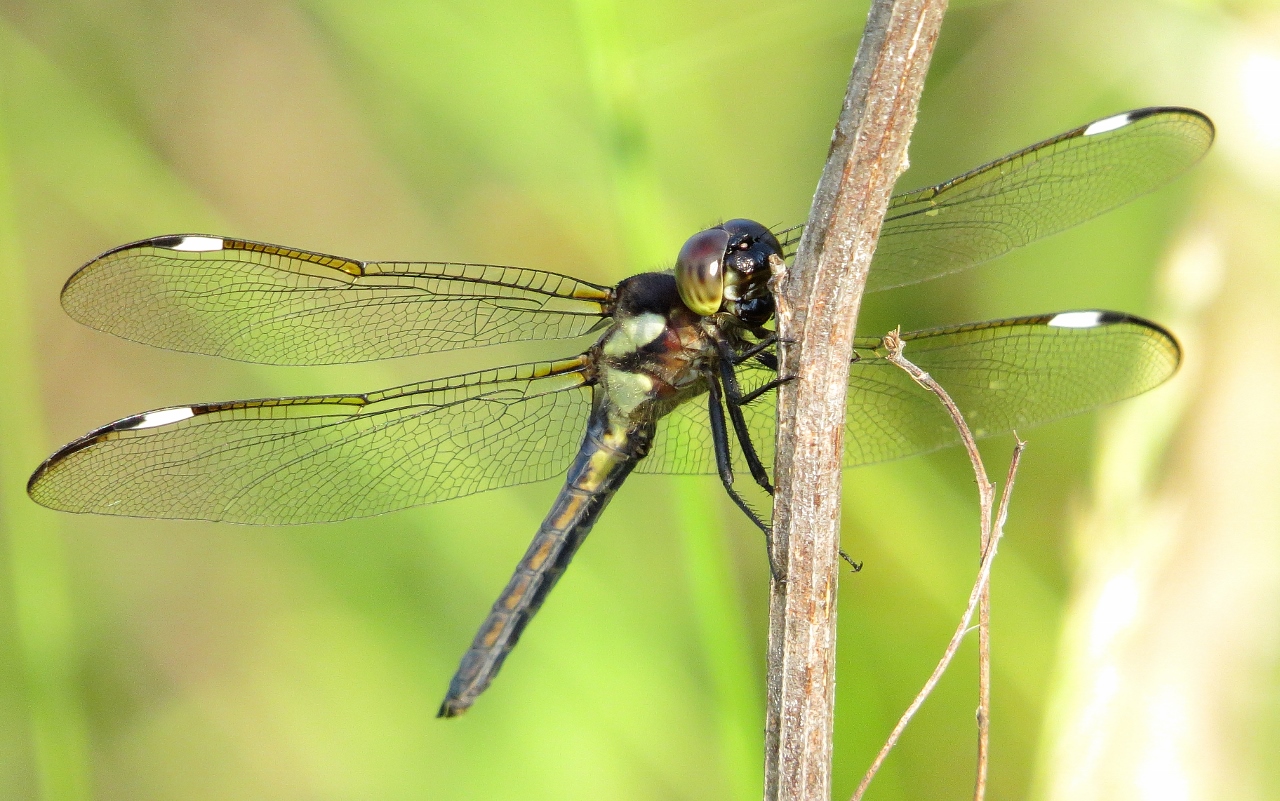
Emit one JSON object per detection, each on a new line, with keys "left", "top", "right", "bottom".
{"left": 27, "top": 106, "right": 1213, "bottom": 716}
{"left": 674, "top": 218, "right": 782, "bottom": 327}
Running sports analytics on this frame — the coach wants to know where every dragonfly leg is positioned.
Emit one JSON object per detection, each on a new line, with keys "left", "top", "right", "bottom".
{"left": 738, "top": 342, "right": 866, "bottom": 405}
{"left": 737, "top": 374, "right": 795, "bottom": 406}
{"left": 708, "top": 374, "right": 781, "bottom": 579}
{"left": 747, "top": 346, "right": 853, "bottom": 375}
{"left": 839, "top": 550, "right": 863, "bottom": 572}
{"left": 736, "top": 345, "right": 801, "bottom": 405}
{"left": 731, "top": 331, "right": 803, "bottom": 362}
{"left": 705, "top": 374, "right": 734, "bottom": 485}
{"left": 715, "top": 339, "right": 775, "bottom": 495}
{"left": 730, "top": 333, "right": 777, "bottom": 364}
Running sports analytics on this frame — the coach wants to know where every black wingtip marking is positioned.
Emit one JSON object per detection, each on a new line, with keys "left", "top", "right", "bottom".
{"left": 26, "top": 417, "right": 123, "bottom": 498}
{"left": 26, "top": 405, "right": 212, "bottom": 502}
{"left": 1124, "top": 105, "right": 1212, "bottom": 128}
{"left": 1044, "top": 309, "right": 1182, "bottom": 371}
{"left": 1103, "top": 310, "right": 1183, "bottom": 368}
{"left": 437, "top": 699, "right": 467, "bottom": 719}
{"left": 63, "top": 234, "right": 227, "bottom": 298}
{"left": 1079, "top": 106, "right": 1215, "bottom": 143}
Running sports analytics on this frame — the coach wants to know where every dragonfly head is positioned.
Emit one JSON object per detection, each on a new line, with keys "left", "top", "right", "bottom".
{"left": 674, "top": 219, "right": 781, "bottom": 326}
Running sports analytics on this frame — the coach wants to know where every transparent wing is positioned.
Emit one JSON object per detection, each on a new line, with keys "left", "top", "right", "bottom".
{"left": 774, "top": 108, "right": 1214, "bottom": 291}
{"left": 28, "top": 357, "right": 594, "bottom": 523}
{"left": 60, "top": 235, "right": 614, "bottom": 365}
{"left": 636, "top": 371, "right": 772, "bottom": 476}
{"left": 638, "top": 311, "right": 1180, "bottom": 475}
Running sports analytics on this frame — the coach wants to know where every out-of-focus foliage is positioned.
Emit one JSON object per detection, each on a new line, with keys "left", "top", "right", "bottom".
{"left": 0, "top": 1, "right": 1277, "bottom": 800}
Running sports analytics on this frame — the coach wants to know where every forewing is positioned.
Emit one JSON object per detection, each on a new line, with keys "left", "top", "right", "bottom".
{"left": 28, "top": 357, "right": 594, "bottom": 523}
{"left": 774, "top": 108, "right": 1213, "bottom": 291}
{"left": 870, "top": 108, "right": 1212, "bottom": 290}
{"left": 639, "top": 312, "right": 1179, "bottom": 475}
{"left": 60, "top": 235, "right": 613, "bottom": 365}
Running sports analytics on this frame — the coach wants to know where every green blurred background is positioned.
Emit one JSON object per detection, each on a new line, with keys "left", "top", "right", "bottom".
{"left": 2, "top": 0, "right": 1279, "bottom": 799}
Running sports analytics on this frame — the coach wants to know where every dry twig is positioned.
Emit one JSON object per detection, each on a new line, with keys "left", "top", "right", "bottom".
{"left": 847, "top": 330, "right": 1026, "bottom": 801}
{"left": 765, "top": 2, "right": 948, "bottom": 798}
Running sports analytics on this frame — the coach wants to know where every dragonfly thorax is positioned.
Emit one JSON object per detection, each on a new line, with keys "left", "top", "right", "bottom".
{"left": 599, "top": 271, "right": 718, "bottom": 418}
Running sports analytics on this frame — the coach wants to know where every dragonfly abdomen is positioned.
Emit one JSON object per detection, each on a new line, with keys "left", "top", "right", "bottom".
{"left": 437, "top": 396, "right": 655, "bottom": 717}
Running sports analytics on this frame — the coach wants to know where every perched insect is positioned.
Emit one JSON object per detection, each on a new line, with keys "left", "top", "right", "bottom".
{"left": 28, "top": 107, "right": 1213, "bottom": 716}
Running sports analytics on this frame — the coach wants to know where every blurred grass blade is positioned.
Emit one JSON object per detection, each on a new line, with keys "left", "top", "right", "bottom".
{"left": 0, "top": 55, "right": 93, "bottom": 801}
{"left": 674, "top": 480, "right": 764, "bottom": 800}
{"left": 0, "top": 19, "right": 212, "bottom": 235}
{"left": 573, "top": 1, "right": 759, "bottom": 795}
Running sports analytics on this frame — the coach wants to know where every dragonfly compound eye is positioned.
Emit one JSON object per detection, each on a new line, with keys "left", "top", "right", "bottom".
{"left": 675, "top": 227, "right": 731, "bottom": 316}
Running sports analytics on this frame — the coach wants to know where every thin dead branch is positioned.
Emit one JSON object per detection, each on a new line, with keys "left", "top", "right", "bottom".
{"left": 847, "top": 330, "right": 1026, "bottom": 801}
{"left": 973, "top": 438, "right": 1025, "bottom": 799}
{"left": 765, "top": 2, "right": 948, "bottom": 798}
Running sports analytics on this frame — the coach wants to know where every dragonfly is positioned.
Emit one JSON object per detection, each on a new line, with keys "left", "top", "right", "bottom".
{"left": 27, "top": 106, "right": 1213, "bottom": 717}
